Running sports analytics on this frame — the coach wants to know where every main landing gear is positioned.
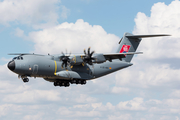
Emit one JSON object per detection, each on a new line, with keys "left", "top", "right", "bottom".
{"left": 53, "top": 80, "right": 86, "bottom": 87}
{"left": 54, "top": 81, "right": 70, "bottom": 87}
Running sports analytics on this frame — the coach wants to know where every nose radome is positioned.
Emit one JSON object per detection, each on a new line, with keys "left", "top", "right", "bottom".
{"left": 8, "top": 61, "right": 15, "bottom": 71}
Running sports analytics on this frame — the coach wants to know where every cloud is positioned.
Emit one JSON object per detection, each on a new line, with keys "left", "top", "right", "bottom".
{"left": 60, "top": 5, "right": 70, "bottom": 19}
{"left": 3, "top": 90, "right": 61, "bottom": 103}
{"left": 117, "top": 97, "right": 146, "bottom": 111}
{"left": 0, "top": 0, "right": 68, "bottom": 29}
{"left": 2, "top": 0, "right": 180, "bottom": 119}
{"left": 28, "top": 19, "right": 119, "bottom": 54}
{"left": 111, "top": 86, "right": 130, "bottom": 94}
{"left": 115, "top": 62, "right": 180, "bottom": 89}
{"left": 114, "top": 0, "right": 180, "bottom": 89}
{"left": 15, "top": 28, "right": 25, "bottom": 38}
{"left": 133, "top": 0, "right": 180, "bottom": 59}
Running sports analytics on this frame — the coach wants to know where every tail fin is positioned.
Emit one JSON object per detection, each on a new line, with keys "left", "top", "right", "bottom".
{"left": 117, "top": 32, "right": 170, "bottom": 62}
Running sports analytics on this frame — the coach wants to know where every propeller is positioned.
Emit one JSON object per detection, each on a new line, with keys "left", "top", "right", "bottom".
{"left": 60, "top": 50, "right": 71, "bottom": 69}
{"left": 83, "top": 47, "right": 95, "bottom": 65}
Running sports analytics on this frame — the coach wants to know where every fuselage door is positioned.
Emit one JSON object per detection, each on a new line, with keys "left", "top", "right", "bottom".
{"left": 33, "top": 65, "right": 38, "bottom": 74}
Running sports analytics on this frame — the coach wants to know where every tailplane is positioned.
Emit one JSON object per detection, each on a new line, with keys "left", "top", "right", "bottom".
{"left": 117, "top": 32, "right": 170, "bottom": 62}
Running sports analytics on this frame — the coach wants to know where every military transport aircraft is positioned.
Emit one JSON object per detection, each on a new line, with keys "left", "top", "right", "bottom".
{"left": 7, "top": 32, "right": 170, "bottom": 87}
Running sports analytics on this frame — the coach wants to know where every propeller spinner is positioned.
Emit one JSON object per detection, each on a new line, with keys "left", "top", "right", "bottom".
{"left": 83, "top": 47, "right": 95, "bottom": 65}
{"left": 60, "top": 51, "right": 71, "bottom": 69}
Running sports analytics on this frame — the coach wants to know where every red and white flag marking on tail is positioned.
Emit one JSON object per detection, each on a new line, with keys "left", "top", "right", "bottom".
{"left": 119, "top": 45, "right": 131, "bottom": 53}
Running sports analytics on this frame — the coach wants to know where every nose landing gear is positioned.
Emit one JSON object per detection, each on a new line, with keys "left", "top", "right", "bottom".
{"left": 23, "top": 78, "right": 29, "bottom": 82}
{"left": 18, "top": 75, "right": 29, "bottom": 83}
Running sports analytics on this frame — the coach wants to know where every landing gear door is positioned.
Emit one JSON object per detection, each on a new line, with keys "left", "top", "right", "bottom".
{"left": 33, "top": 65, "right": 38, "bottom": 74}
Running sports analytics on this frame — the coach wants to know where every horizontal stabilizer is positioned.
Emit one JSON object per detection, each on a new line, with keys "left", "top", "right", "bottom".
{"left": 126, "top": 34, "right": 171, "bottom": 38}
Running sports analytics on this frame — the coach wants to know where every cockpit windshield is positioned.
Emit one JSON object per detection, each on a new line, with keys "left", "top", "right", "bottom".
{"left": 12, "top": 56, "right": 23, "bottom": 60}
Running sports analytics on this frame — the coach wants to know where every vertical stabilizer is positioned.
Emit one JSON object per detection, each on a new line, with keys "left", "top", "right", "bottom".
{"left": 117, "top": 32, "right": 141, "bottom": 62}
{"left": 117, "top": 32, "right": 170, "bottom": 62}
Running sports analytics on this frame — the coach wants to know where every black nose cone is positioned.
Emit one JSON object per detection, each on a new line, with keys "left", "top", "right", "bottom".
{"left": 8, "top": 61, "right": 15, "bottom": 71}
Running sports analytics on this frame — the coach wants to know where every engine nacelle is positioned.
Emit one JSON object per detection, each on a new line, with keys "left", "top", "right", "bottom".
{"left": 92, "top": 54, "right": 106, "bottom": 63}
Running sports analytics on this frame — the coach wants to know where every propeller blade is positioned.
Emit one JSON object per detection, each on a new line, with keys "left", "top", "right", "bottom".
{"left": 65, "top": 62, "right": 67, "bottom": 68}
{"left": 88, "top": 47, "right": 90, "bottom": 55}
{"left": 83, "top": 47, "right": 95, "bottom": 65}
{"left": 61, "top": 63, "right": 64, "bottom": 68}
{"left": 90, "top": 51, "right": 95, "bottom": 56}
{"left": 61, "top": 49, "right": 71, "bottom": 68}
{"left": 69, "top": 52, "right": 71, "bottom": 57}
{"left": 61, "top": 52, "right": 65, "bottom": 56}
{"left": 84, "top": 49, "right": 86, "bottom": 55}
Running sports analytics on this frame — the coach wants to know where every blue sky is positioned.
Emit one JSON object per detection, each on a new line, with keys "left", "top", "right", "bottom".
{"left": 0, "top": 0, "right": 173, "bottom": 62}
{"left": 1, "top": 0, "right": 180, "bottom": 120}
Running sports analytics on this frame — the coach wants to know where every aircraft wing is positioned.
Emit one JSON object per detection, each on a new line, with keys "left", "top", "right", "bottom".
{"left": 103, "top": 52, "right": 143, "bottom": 61}
{"left": 8, "top": 53, "right": 45, "bottom": 56}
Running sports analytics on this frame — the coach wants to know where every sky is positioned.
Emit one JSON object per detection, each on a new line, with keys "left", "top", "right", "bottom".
{"left": 0, "top": 0, "right": 180, "bottom": 120}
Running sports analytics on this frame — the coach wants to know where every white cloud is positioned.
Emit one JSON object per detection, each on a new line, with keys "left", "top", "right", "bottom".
{"left": 2, "top": 0, "right": 180, "bottom": 119}
{"left": 108, "top": 114, "right": 132, "bottom": 120}
{"left": 0, "top": 0, "right": 68, "bottom": 29}
{"left": 111, "top": 86, "right": 129, "bottom": 94}
{"left": 28, "top": 19, "right": 119, "bottom": 54}
{"left": 23, "top": 112, "right": 44, "bottom": 120}
{"left": 117, "top": 97, "right": 146, "bottom": 111}
{"left": 3, "top": 90, "right": 61, "bottom": 103}
{"left": 133, "top": 0, "right": 180, "bottom": 59}
{"left": 15, "top": 28, "right": 26, "bottom": 38}
{"left": 170, "top": 90, "right": 180, "bottom": 98}
{"left": 115, "top": 62, "right": 180, "bottom": 88}
{"left": 0, "top": 64, "right": 17, "bottom": 81}
{"left": 60, "top": 5, "right": 70, "bottom": 19}
{"left": 114, "top": 0, "right": 180, "bottom": 90}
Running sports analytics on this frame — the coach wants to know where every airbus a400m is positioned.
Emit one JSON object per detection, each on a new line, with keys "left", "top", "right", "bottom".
{"left": 7, "top": 32, "right": 170, "bottom": 87}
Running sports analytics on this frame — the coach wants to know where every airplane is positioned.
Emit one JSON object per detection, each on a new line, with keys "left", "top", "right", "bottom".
{"left": 7, "top": 32, "right": 170, "bottom": 87}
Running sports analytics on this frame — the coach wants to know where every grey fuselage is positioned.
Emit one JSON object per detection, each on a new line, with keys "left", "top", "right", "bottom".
{"left": 10, "top": 54, "right": 132, "bottom": 82}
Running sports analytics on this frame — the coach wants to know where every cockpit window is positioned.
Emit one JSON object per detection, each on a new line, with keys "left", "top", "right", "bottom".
{"left": 13, "top": 57, "right": 17, "bottom": 60}
{"left": 12, "top": 56, "right": 23, "bottom": 60}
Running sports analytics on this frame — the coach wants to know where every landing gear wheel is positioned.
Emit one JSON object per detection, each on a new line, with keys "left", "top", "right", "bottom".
{"left": 76, "top": 80, "right": 81, "bottom": 84}
{"left": 81, "top": 80, "right": 86, "bottom": 85}
{"left": 71, "top": 80, "right": 76, "bottom": 84}
{"left": 23, "top": 78, "right": 29, "bottom": 83}
{"left": 65, "top": 82, "right": 70, "bottom": 87}
{"left": 54, "top": 82, "right": 58, "bottom": 86}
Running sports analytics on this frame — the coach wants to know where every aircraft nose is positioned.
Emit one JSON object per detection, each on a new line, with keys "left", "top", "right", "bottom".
{"left": 7, "top": 61, "right": 15, "bottom": 71}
